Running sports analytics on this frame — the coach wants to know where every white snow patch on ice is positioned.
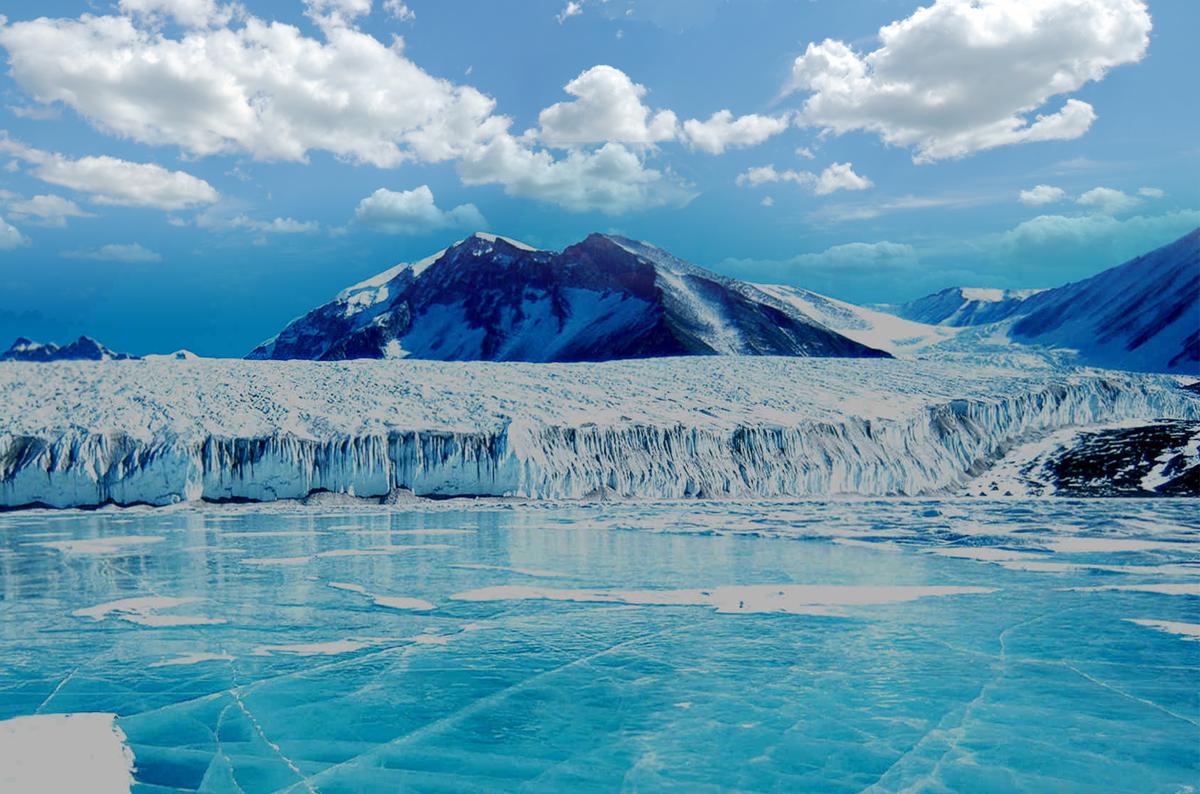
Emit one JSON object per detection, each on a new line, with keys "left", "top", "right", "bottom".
{"left": 1125, "top": 619, "right": 1200, "bottom": 641}
{"left": 150, "top": 652, "right": 234, "bottom": 667}
{"left": 0, "top": 713, "right": 134, "bottom": 794}
{"left": 73, "top": 596, "right": 225, "bottom": 626}
{"left": 328, "top": 581, "right": 369, "bottom": 594}
{"left": 241, "top": 555, "right": 312, "bottom": 566}
{"left": 328, "top": 581, "right": 435, "bottom": 611}
{"left": 450, "top": 563, "right": 567, "bottom": 578}
{"left": 1067, "top": 583, "right": 1200, "bottom": 596}
{"left": 927, "top": 547, "right": 1043, "bottom": 562}
{"left": 1044, "top": 538, "right": 1195, "bottom": 554}
{"left": 372, "top": 595, "right": 436, "bottom": 611}
{"left": 252, "top": 640, "right": 374, "bottom": 656}
{"left": 450, "top": 584, "right": 996, "bottom": 615}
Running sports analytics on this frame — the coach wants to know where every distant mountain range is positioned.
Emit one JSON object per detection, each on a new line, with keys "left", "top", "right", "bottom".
{"left": 247, "top": 232, "right": 890, "bottom": 362}
{"left": 888, "top": 228, "right": 1199, "bottom": 374}
{"left": 6, "top": 229, "right": 1196, "bottom": 375}
{"left": 890, "top": 287, "right": 1045, "bottom": 326}
{"left": 1, "top": 336, "right": 136, "bottom": 362}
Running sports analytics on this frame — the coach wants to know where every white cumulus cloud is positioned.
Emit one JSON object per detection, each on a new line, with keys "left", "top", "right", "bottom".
{"left": 353, "top": 186, "right": 486, "bottom": 234}
{"left": 735, "top": 162, "right": 871, "bottom": 195}
{"left": 993, "top": 208, "right": 1200, "bottom": 272}
{"left": 538, "top": 65, "right": 678, "bottom": 147}
{"left": 0, "top": 215, "right": 29, "bottom": 250}
{"left": 383, "top": 1, "right": 415, "bottom": 21}
{"left": 735, "top": 165, "right": 814, "bottom": 188}
{"left": 0, "top": 9, "right": 505, "bottom": 168}
{"left": 1019, "top": 185, "right": 1066, "bottom": 206}
{"left": 0, "top": 135, "right": 219, "bottom": 210}
{"left": 1077, "top": 186, "right": 1139, "bottom": 215}
{"left": 459, "top": 138, "right": 694, "bottom": 214}
{"left": 229, "top": 216, "right": 321, "bottom": 234}
{"left": 62, "top": 242, "right": 162, "bottom": 262}
{"left": 5, "top": 194, "right": 94, "bottom": 227}
{"left": 681, "top": 110, "right": 791, "bottom": 155}
{"left": 814, "top": 162, "right": 872, "bottom": 195}
{"left": 557, "top": 1, "right": 583, "bottom": 24}
{"left": 1137, "top": 186, "right": 1164, "bottom": 199}
{"left": 118, "top": 0, "right": 237, "bottom": 28}
{"left": 785, "top": 0, "right": 1151, "bottom": 162}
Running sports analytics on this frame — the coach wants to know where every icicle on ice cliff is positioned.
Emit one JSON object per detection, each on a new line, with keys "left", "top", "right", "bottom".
{"left": 1, "top": 358, "right": 1196, "bottom": 508}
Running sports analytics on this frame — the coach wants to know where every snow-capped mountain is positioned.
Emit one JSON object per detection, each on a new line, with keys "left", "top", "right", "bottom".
{"left": 877, "top": 229, "right": 1199, "bottom": 374}
{"left": 0, "top": 336, "right": 137, "bottom": 362}
{"left": 890, "top": 287, "right": 1045, "bottom": 326}
{"left": 1006, "top": 229, "right": 1198, "bottom": 374}
{"left": 248, "top": 233, "right": 890, "bottom": 362}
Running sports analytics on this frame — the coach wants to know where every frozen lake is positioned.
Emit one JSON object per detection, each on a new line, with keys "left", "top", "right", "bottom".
{"left": 1, "top": 499, "right": 1197, "bottom": 792}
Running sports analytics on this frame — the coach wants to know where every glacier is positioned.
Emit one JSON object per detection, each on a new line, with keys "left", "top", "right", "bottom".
{"left": 1, "top": 357, "right": 1196, "bottom": 508}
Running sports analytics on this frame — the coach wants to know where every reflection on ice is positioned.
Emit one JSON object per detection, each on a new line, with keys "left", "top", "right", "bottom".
{"left": 29, "top": 535, "right": 164, "bottom": 555}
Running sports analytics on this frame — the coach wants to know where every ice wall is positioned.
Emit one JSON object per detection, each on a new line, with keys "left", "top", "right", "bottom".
{"left": 1, "top": 359, "right": 1196, "bottom": 507}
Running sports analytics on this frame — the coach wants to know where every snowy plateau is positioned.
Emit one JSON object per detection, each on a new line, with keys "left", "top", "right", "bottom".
{"left": 1, "top": 357, "right": 1196, "bottom": 508}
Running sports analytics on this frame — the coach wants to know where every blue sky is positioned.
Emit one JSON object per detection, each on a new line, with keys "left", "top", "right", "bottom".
{"left": 0, "top": 0, "right": 1196, "bottom": 356}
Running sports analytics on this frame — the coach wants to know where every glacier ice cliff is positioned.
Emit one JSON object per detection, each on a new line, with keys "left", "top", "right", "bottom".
{"left": 0, "top": 358, "right": 1196, "bottom": 508}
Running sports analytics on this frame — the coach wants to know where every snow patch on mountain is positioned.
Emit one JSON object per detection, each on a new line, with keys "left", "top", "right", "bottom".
{"left": 889, "top": 287, "right": 1043, "bottom": 327}
{"left": 755, "top": 284, "right": 960, "bottom": 355}
{"left": 878, "top": 228, "right": 1199, "bottom": 374}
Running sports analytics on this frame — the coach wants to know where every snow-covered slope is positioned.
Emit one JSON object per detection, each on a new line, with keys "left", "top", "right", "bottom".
{"left": 1, "top": 358, "right": 1194, "bottom": 507}
{"left": 248, "top": 233, "right": 889, "bottom": 362}
{"left": 755, "top": 284, "right": 960, "bottom": 355}
{"left": 1, "top": 336, "right": 136, "bottom": 362}
{"left": 1006, "top": 229, "right": 1199, "bottom": 374}
{"left": 890, "top": 287, "right": 1044, "bottom": 327}
{"left": 878, "top": 229, "right": 1199, "bottom": 374}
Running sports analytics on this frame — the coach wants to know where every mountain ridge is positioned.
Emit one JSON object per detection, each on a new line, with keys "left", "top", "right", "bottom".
{"left": 881, "top": 228, "right": 1199, "bottom": 374}
{"left": 1, "top": 336, "right": 137, "bottom": 362}
{"left": 248, "top": 232, "right": 891, "bottom": 363}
